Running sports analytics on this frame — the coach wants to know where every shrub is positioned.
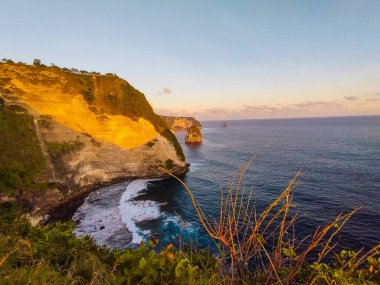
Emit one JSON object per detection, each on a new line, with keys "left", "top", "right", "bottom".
{"left": 0, "top": 203, "right": 117, "bottom": 284}
{"left": 46, "top": 141, "right": 84, "bottom": 159}
{"left": 165, "top": 159, "right": 175, "bottom": 170}
{"left": 145, "top": 139, "right": 157, "bottom": 149}
{"left": 33, "top": 59, "right": 41, "bottom": 66}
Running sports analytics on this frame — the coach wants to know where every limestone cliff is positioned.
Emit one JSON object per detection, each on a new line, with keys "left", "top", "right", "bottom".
{"left": 0, "top": 61, "right": 187, "bottom": 218}
{"left": 185, "top": 126, "right": 203, "bottom": 144}
{"left": 160, "top": 115, "right": 202, "bottom": 131}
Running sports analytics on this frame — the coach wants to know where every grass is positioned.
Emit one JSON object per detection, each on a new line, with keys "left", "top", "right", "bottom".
{"left": 163, "top": 159, "right": 380, "bottom": 284}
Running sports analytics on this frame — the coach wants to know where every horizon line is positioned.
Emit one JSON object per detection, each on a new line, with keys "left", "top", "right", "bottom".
{"left": 200, "top": 114, "right": 380, "bottom": 122}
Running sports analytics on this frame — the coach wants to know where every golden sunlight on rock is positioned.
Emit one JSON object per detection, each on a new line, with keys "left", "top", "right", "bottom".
{"left": 5, "top": 70, "right": 157, "bottom": 149}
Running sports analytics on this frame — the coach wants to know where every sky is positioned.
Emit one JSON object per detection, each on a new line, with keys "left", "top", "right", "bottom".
{"left": 1, "top": 0, "right": 380, "bottom": 120}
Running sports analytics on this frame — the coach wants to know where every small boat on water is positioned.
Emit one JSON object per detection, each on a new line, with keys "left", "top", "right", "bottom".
{"left": 221, "top": 122, "right": 227, "bottom": 128}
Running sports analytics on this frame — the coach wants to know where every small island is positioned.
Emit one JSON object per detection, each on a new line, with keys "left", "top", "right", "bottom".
{"left": 185, "top": 126, "right": 203, "bottom": 144}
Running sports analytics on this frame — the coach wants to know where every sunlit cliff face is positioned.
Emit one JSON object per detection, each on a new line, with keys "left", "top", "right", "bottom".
{"left": 0, "top": 64, "right": 157, "bottom": 149}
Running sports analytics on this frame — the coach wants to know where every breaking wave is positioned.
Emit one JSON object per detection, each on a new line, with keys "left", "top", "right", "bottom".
{"left": 119, "top": 179, "right": 162, "bottom": 244}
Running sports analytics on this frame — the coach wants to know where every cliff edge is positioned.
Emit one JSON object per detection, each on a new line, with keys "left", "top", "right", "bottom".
{"left": 0, "top": 61, "right": 187, "bottom": 219}
{"left": 160, "top": 115, "right": 202, "bottom": 131}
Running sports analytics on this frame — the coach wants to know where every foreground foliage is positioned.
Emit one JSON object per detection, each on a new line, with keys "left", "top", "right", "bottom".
{"left": 164, "top": 160, "right": 380, "bottom": 284}
{"left": 0, "top": 200, "right": 379, "bottom": 284}
{"left": 0, "top": 203, "right": 218, "bottom": 285}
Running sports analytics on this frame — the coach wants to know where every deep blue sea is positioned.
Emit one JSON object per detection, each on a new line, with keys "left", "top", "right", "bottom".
{"left": 74, "top": 116, "right": 380, "bottom": 252}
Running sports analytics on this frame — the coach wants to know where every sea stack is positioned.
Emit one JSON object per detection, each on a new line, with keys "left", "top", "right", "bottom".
{"left": 185, "top": 126, "right": 203, "bottom": 144}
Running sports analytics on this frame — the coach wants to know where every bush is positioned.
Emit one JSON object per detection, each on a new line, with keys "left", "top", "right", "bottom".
{"left": 46, "top": 141, "right": 84, "bottom": 159}
{"left": 115, "top": 243, "right": 201, "bottom": 284}
{"left": 33, "top": 59, "right": 41, "bottom": 66}
{"left": 0, "top": 203, "right": 117, "bottom": 284}
{"left": 165, "top": 159, "right": 175, "bottom": 170}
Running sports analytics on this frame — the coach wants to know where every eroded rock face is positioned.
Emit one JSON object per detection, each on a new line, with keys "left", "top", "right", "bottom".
{"left": 185, "top": 126, "right": 203, "bottom": 144}
{"left": 36, "top": 117, "right": 187, "bottom": 190}
{"left": 0, "top": 62, "right": 188, "bottom": 216}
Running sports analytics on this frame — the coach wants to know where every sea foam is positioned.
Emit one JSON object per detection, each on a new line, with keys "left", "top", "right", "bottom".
{"left": 119, "top": 179, "right": 162, "bottom": 244}
{"left": 72, "top": 182, "right": 129, "bottom": 247}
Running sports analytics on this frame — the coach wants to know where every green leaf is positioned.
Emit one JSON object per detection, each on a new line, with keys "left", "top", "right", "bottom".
{"left": 175, "top": 265, "right": 182, "bottom": 277}
{"left": 139, "top": 257, "right": 146, "bottom": 269}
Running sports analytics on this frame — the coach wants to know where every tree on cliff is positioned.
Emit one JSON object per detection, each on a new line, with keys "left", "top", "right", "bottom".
{"left": 33, "top": 59, "right": 41, "bottom": 66}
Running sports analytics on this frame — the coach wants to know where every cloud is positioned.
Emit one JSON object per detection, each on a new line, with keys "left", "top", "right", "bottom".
{"left": 202, "top": 108, "right": 242, "bottom": 119}
{"left": 241, "top": 105, "right": 278, "bottom": 113}
{"left": 234, "top": 100, "right": 344, "bottom": 118}
{"left": 363, "top": 92, "right": 380, "bottom": 102}
{"left": 344, "top": 96, "right": 358, "bottom": 101}
{"left": 205, "top": 107, "right": 229, "bottom": 114}
{"left": 288, "top": 100, "right": 341, "bottom": 109}
{"left": 366, "top": 92, "right": 380, "bottom": 99}
{"left": 365, "top": 97, "right": 380, "bottom": 102}
{"left": 241, "top": 101, "right": 342, "bottom": 114}
{"left": 155, "top": 98, "right": 354, "bottom": 121}
{"left": 158, "top": 87, "right": 172, "bottom": 95}
{"left": 154, "top": 107, "right": 200, "bottom": 117}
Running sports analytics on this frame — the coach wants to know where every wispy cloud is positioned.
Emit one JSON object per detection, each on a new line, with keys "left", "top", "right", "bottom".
{"left": 289, "top": 100, "right": 341, "bottom": 109}
{"left": 344, "top": 96, "right": 358, "bottom": 101}
{"left": 158, "top": 87, "right": 172, "bottom": 95}
{"left": 240, "top": 100, "right": 342, "bottom": 115}
{"left": 241, "top": 105, "right": 278, "bottom": 113}
{"left": 205, "top": 107, "right": 229, "bottom": 114}
{"left": 154, "top": 107, "right": 200, "bottom": 117}
{"left": 204, "top": 108, "right": 241, "bottom": 118}
{"left": 365, "top": 97, "right": 380, "bottom": 102}
{"left": 364, "top": 92, "right": 380, "bottom": 101}
{"left": 154, "top": 95, "right": 378, "bottom": 121}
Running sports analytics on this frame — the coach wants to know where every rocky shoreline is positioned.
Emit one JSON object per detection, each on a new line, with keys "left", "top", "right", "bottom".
{"left": 39, "top": 165, "right": 189, "bottom": 225}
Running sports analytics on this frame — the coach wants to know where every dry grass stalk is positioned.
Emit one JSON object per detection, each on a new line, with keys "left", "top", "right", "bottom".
{"left": 0, "top": 238, "right": 33, "bottom": 268}
{"left": 162, "top": 159, "right": 366, "bottom": 284}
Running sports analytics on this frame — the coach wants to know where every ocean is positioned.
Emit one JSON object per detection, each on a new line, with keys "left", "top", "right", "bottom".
{"left": 73, "top": 116, "right": 380, "bottom": 252}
